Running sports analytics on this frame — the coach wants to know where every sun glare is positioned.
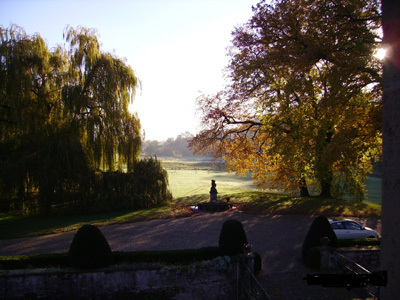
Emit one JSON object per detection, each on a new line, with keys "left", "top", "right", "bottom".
{"left": 375, "top": 48, "right": 387, "bottom": 60}
{"left": 128, "top": 102, "right": 135, "bottom": 114}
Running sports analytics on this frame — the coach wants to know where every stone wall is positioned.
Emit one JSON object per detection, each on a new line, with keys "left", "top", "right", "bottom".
{"left": 320, "top": 248, "right": 380, "bottom": 271}
{"left": 335, "top": 248, "right": 380, "bottom": 271}
{"left": 0, "top": 263, "right": 234, "bottom": 299}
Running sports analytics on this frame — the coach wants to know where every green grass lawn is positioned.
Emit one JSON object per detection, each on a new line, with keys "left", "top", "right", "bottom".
{"left": 227, "top": 191, "right": 381, "bottom": 217}
{"left": 167, "top": 169, "right": 259, "bottom": 199}
{"left": 0, "top": 157, "right": 381, "bottom": 240}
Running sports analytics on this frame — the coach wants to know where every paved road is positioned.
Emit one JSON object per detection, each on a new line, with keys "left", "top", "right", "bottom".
{"left": 0, "top": 210, "right": 381, "bottom": 275}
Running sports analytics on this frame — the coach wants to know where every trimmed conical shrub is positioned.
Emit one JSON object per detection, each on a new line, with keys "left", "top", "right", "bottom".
{"left": 68, "top": 224, "right": 112, "bottom": 269}
{"left": 302, "top": 215, "right": 338, "bottom": 267}
{"left": 219, "top": 219, "right": 248, "bottom": 256}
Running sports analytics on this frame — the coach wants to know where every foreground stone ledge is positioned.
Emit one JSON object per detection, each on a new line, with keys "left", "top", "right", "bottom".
{"left": 0, "top": 263, "right": 234, "bottom": 299}
{"left": 320, "top": 248, "right": 380, "bottom": 271}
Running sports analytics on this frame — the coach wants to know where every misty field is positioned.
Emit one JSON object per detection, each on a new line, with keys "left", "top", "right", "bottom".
{"left": 162, "top": 157, "right": 258, "bottom": 199}
{"left": 163, "top": 157, "right": 382, "bottom": 204}
{"left": 364, "top": 177, "right": 382, "bottom": 204}
{"left": 167, "top": 169, "right": 259, "bottom": 199}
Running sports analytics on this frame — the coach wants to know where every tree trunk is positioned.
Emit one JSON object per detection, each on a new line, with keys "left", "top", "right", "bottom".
{"left": 319, "top": 181, "right": 331, "bottom": 198}
{"left": 381, "top": 0, "right": 400, "bottom": 299}
{"left": 316, "top": 158, "right": 333, "bottom": 198}
{"left": 299, "top": 177, "right": 310, "bottom": 197}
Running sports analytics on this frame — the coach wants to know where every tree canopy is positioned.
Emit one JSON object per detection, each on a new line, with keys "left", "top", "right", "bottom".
{"left": 190, "top": 0, "right": 382, "bottom": 200}
{"left": 0, "top": 25, "right": 142, "bottom": 213}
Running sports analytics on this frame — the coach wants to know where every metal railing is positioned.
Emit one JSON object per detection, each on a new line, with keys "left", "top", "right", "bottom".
{"left": 235, "top": 258, "right": 273, "bottom": 300}
{"left": 331, "top": 253, "right": 379, "bottom": 298}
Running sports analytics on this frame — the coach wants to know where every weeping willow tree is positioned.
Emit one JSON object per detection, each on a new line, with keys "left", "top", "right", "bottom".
{"left": 62, "top": 26, "right": 141, "bottom": 172}
{"left": 0, "top": 25, "right": 142, "bottom": 214}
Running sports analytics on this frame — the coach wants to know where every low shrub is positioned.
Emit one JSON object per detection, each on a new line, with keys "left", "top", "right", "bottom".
{"left": 219, "top": 219, "right": 248, "bottom": 256}
{"left": 68, "top": 224, "right": 113, "bottom": 269}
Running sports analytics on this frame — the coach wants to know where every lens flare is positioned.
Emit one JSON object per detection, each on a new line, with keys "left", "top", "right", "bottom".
{"left": 375, "top": 48, "right": 387, "bottom": 60}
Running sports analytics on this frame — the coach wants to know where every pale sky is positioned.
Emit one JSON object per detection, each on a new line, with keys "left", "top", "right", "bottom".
{"left": 0, "top": 0, "right": 257, "bottom": 141}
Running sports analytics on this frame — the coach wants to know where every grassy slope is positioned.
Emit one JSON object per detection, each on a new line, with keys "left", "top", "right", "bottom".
{"left": 227, "top": 192, "right": 381, "bottom": 217}
{"left": 0, "top": 205, "right": 177, "bottom": 240}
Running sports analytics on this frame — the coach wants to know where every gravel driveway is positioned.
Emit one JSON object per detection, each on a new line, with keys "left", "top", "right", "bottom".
{"left": 0, "top": 211, "right": 318, "bottom": 272}
{"left": 0, "top": 210, "right": 381, "bottom": 299}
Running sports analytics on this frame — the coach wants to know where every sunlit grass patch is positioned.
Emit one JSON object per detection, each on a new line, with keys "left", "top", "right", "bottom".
{"left": 165, "top": 163, "right": 258, "bottom": 199}
{"left": 229, "top": 192, "right": 381, "bottom": 217}
{"left": 0, "top": 213, "right": 19, "bottom": 223}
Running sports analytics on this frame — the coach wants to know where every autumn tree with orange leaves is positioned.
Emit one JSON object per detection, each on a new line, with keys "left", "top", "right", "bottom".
{"left": 190, "top": 0, "right": 382, "bottom": 200}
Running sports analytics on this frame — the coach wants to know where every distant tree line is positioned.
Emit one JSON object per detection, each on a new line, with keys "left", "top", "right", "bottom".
{"left": 142, "top": 132, "right": 199, "bottom": 158}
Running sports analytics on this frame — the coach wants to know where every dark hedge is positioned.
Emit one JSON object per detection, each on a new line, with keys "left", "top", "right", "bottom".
{"left": 0, "top": 247, "right": 221, "bottom": 270}
{"left": 302, "top": 215, "right": 338, "bottom": 261}
{"left": 68, "top": 224, "right": 113, "bottom": 269}
{"left": 219, "top": 219, "right": 248, "bottom": 256}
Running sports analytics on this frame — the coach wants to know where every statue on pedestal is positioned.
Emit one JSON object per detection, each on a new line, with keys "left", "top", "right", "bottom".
{"left": 210, "top": 180, "right": 218, "bottom": 203}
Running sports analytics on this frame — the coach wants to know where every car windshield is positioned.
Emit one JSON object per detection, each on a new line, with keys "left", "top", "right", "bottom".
{"left": 331, "top": 222, "right": 345, "bottom": 229}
